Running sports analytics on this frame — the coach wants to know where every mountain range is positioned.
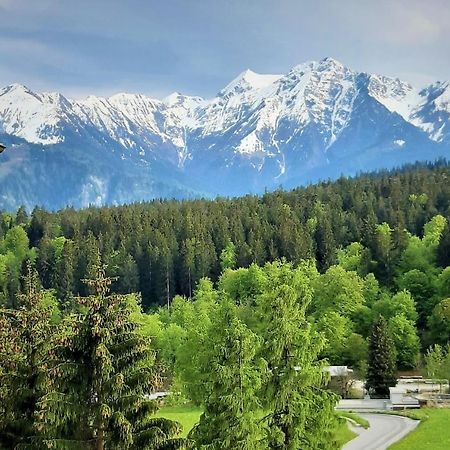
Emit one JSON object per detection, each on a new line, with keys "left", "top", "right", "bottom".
{"left": 0, "top": 57, "right": 449, "bottom": 210}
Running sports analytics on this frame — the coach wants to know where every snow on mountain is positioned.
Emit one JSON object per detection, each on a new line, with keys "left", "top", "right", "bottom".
{"left": 220, "top": 69, "right": 282, "bottom": 95}
{"left": 74, "top": 93, "right": 167, "bottom": 156}
{"left": 0, "top": 84, "right": 71, "bottom": 144}
{"left": 0, "top": 57, "right": 449, "bottom": 210}
{"left": 1, "top": 58, "right": 447, "bottom": 152}
{"left": 409, "top": 81, "right": 450, "bottom": 143}
{"left": 367, "top": 75, "right": 421, "bottom": 120}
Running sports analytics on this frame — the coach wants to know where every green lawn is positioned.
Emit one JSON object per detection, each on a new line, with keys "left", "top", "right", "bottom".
{"left": 335, "top": 419, "right": 358, "bottom": 447}
{"left": 389, "top": 409, "right": 450, "bottom": 450}
{"left": 155, "top": 405, "right": 202, "bottom": 437}
{"left": 337, "top": 411, "right": 370, "bottom": 429}
{"left": 155, "top": 405, "right": 357, "bottom": 447}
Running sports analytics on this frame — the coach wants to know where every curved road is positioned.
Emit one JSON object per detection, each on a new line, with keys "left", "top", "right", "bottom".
{"left": 343, "top": 413, "right": 419, "bottom": 450}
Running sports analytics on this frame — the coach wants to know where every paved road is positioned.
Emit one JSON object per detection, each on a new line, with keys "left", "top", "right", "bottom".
{"left": 343, "top": 413, "right": 419, "bottom": 450}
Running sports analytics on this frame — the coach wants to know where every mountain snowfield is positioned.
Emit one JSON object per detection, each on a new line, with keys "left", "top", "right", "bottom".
{"left": 0, "top": 57, "right": 449, "bottom": 210}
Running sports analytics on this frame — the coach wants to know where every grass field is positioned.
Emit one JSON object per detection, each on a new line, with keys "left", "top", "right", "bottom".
{"left": 389, "top": 409, "right": 450, "bottom": 450}
{"left": 337, "top": 411, "right": 370, "bottom": 429}
{"left": 155, "top": 405, "right": 202, "bottom": 437}
{"left": 335, "top": 419, "right": 358, "bottom": 447}
{"left": 155, "top": 405, "right": 357, "bottom": 446}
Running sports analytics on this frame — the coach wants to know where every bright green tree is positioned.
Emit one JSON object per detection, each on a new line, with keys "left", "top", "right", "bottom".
{"left": 428, "top": 298, "right": 450, "bottom": 345}
{"left": 425, "top": 344, "right": 450, "bottom": 387}
{"left": 220, "top": 239, "right": 237, "bottom": 271}
{"left": 388, "top": 314, "right": 420, "bottom": 369}
{"left": 170, "top": 279, "right": 220, "bottom": 404}
{"left": 189, "top": 299, "right": 265, "bottom": 449}
{"left": 312, "top": 266, "right": 365, "bottom": 318}
{"left": 372, "top": 290, "right": 418, "bottom": 324}
{"left": 258, "top": 263, "right": 338, "bottom": 450}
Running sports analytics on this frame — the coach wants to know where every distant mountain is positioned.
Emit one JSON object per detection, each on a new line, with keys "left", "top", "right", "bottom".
{"left": 0, "top": 57, "right": 449, "bottom": 210}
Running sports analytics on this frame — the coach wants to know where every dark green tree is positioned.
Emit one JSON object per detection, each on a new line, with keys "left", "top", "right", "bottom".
{"left": 366, "top": 316, "right": 397, "bottom": 398}
{"left": 54, "top": 239, "right": 75, "bottom": 308}
{"left": 315, "top": 215, "right": 336, "bottom": 272}
{"left": 0, "top": 263, "right": 55, "bottom": 448}
{"left": 437, "top": 222, "right": 450, "bottom": 268}
{"left": 38, "top": 257, "right": 187, "bottom": 449}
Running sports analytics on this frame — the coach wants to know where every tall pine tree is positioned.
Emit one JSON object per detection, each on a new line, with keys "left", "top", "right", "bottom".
{"left": 366, "top": 315, "right": 397, "bottom": 398}
{"left": 0, "top": 263, "right": 54, "bottom": 448}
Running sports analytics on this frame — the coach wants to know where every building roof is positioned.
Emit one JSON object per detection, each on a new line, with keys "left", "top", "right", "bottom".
{"left": 325, "top": 366, "right": 354, "bottom": 377}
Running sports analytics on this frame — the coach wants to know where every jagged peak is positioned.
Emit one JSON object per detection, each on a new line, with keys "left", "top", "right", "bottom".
{"left": 318, "top": 56, "right": 346, "bottom": 70}
{"left": 289, "top": 57, "right": 347, "bottom": 76}
{"left": 220, "top": 69, "right": 282, "bottom": 96}
{"left": 1, "top": 83, "right": 35, "bottom": 96}
{"left": 163, "top": 91, "right": 204, "bottom": 106}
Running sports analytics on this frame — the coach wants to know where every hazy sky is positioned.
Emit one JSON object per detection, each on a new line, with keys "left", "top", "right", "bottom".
{"left": 0, "top": 0, "right": 448, "bottom": 99}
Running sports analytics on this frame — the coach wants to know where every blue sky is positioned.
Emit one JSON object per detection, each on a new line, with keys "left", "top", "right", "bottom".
{"left": 0, "top": 0, "right": 448, "bottom": 99}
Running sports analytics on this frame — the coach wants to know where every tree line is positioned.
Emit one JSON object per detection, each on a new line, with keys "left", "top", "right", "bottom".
{"left": 1, "top": 161, "right": 450, "bottom": 312}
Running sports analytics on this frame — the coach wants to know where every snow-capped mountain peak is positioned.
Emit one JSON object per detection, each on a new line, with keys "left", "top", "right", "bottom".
{"left": 0, "top": 57, "right": 449, "bottom": 210}
{"left": 0, "top": 83, "right": 72, "bottom": 144}
{"left": 220, "top": 69, "right": 282, "bottom": 97}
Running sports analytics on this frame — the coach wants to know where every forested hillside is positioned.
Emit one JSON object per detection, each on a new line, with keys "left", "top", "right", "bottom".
{"left": 2, "top": 161, "right": 450, "bottom": 448}
{"left": 1, "top": 161, "right": 449, "bottom": 308}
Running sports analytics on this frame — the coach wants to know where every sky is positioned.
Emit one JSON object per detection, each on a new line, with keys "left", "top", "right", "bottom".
{"left": 0, "top": 0, "right": 449, "bottom": 99}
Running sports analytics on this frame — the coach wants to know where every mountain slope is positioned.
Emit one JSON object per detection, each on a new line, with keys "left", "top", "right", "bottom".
{"left": 0, "top": 57, "right": 449, "bottom": 210}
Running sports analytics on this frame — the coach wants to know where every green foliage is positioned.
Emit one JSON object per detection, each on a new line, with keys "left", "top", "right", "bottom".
{"left": 397, "top": 269, "right": 437, "bottom": 326}
{"left": 220, "top": 240, "right": 237, "bottom": 271}
{"left": 425, "top": 344, "right": 450, "bottom": 381}
{"left": 388, "top": 314, "right": 420, "bottom": 369}
{"left": 437, "top": 222, "right": 450, "bottom": 268}
{"left": 38, "top": 259, "right": 186, "bottom": 449}
{"left": 312, "top": 266, "right": 365, "bottom": 318}
{"left": 428, "top": 299, "right": 450, "bottom": 346}
{"left": 3, "top": 165, "right": 450, "bottom": 447}
{"left": 372, "top": 290, "right": 418, "bottom": 323}
{"left": 337, "top": 242, "right": 372, "bottom": 276}
{"left": 256, "top": 262, "right": 338, "bottom": 450}
{"left": 366, "top": 316, "right": 397, "bottom": 398}
{"left": 169, "top": 279, "right": 219, "bottom": 405}
{"left": 0, "top": 263, "right": 56, "bottom": 448}
{"left": 189, "top": 299, "right": 265, "bottom": 449}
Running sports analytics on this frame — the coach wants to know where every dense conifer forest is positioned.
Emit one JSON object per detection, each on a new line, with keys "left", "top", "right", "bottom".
{"left": 2, "top": 161, "right": 450, "bottom": 448}
{"left": 0, "top": 161, "right": 448, "bottom": 309}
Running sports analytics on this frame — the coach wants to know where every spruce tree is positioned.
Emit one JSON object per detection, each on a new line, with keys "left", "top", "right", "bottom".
{"left": 0, "top": 263, "right": 54, "bottom": 448}
{"left": 437, "top": 222, "right": 450, "bottom": 268}
{"left": 54, "top": 239, "right": 75, "bottom": 309}
{"left": 315, "top": 215, "right": 336, "bottom": 272}
{"left": 189, "top": 299, "right": 265, "bottom": 450}
{"left": 38, "top": 256, "right": 187, "bottom": 449}
{"left": 366, "top": 315, "right": 397, "bottom": 398}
